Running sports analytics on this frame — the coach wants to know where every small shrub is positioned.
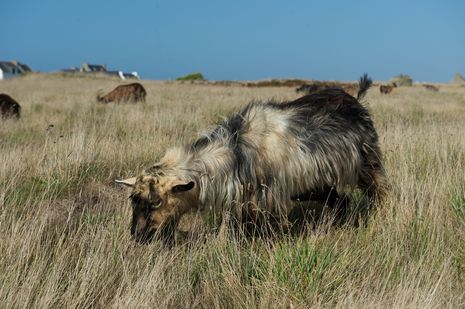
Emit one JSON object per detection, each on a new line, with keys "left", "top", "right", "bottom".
{"left": 391, "top": 74, "right": 413, "bottom": 87}
{"left": 176, "top": 72, "right": 205, "bottom": 81}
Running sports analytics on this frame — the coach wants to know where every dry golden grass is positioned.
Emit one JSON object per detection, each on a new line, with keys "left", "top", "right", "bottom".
{"left": 1, "top": 73, "right": 464, "bottom": 308}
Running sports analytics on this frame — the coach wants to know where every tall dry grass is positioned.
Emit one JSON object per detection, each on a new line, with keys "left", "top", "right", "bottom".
{"left": 1, "top": 74, "right": 464, "bottom": 308}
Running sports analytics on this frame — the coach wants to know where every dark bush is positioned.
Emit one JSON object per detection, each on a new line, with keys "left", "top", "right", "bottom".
{"left": 391, "top": 74, "right": 413, "bottom": 87}
{"left": 176, "top": 72, "right": 206, "bottom": 81}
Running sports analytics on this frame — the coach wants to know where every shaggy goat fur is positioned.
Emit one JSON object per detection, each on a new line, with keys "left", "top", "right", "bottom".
{"left": 97, "top": 83, "right": 146, "bottom": 103}
{"left": 0, "top": 94, "right": 21, "bottom": 119}
{"left": 120, "top": 74, "right": 388, "bottom": 242}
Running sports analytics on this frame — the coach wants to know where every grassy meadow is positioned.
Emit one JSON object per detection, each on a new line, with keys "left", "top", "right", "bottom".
{"left": 0, "top": 73, "right": 464, "bottom": 308}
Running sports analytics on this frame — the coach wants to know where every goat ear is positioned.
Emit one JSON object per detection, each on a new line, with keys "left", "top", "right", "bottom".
{"left": 115, "top": 177, "right": 137, "bottom": 188}
{"left": 171, "top": 181, "right": 195, "bottom": 193}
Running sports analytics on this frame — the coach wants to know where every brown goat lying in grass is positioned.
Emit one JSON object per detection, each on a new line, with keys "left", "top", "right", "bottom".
{"left": 97, "top": 83, "right": 146, "bottom": 103}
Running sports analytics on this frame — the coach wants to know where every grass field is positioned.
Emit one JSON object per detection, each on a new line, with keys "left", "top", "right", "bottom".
{"left": 1, "top": 73, "right": 464, "bottom": 308}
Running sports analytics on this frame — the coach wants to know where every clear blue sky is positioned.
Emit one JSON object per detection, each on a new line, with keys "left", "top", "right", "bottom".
{"left": 2, "top": 0, "right": 464, "bottom": 82}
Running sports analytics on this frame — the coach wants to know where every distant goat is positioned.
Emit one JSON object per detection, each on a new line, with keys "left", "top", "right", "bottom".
{"left": 423, "top": 84, "right": 439, "bottom": 92}
{"left": 97, "top": 83, "right": 146, "bottom": 103}
{"left": 0, "top": 94, "right": 21, "bottom": 119}
{"left": 380, "top": 84, "right": 396, "bottom": 94}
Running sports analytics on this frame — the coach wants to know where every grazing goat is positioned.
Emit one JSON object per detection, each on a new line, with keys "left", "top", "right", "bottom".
{"left": 118, "top": 74, "right": 388, "bottom": 244}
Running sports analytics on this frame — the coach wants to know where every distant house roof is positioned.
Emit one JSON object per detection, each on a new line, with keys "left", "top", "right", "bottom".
{"left": 104, "top": 71, "right": 140, "bottom": 80}
{"left": 0, "top": 62, "right": 15, "bottom": 72}
{"left": 81, "top": 63, "right": 107, "bottom": 72}
{"left": 120, "top": 72, "right": 140, "bottom": 80}
{"left": 11, "top": 61, "right": 32, "bottom": 73}
{"left": 0, "top": 61, "right": 31, "bottom": 74}
{"left": 60, "top": 63, "right": 140, "bottom": 80}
